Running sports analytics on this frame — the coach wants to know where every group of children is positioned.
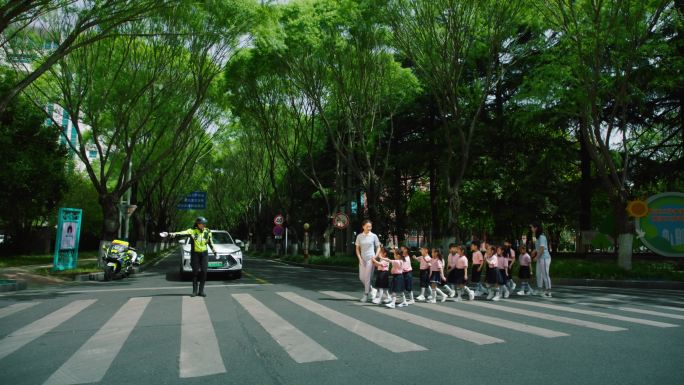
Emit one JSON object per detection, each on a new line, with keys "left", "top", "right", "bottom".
{"left": 365, "top": 241, "right": 535, "bottom": 308}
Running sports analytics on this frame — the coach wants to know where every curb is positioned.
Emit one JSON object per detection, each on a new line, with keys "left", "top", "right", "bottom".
{"left": 0, "top": 279, "right": 28, "bottom": 292}
{"left": 263, "top": 257, "right": 684, "bottom": 291}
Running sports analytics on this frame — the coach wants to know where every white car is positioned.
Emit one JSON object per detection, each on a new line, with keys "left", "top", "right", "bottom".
{"left": 178, "top": 230, "right": 243, "bottom": 279}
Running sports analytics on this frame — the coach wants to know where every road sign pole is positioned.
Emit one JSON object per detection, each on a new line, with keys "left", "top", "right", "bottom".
{"left": 285, "top": 227, "right": 288, "bottom": 256}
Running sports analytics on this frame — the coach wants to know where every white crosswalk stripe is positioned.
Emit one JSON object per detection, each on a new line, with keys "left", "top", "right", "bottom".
{"left": 508, "top": 300, "right": 679, "bottom": 328}
{"left": 598, "top": 306, "right": 684, "bottom": 320}
{"left": 652, "top": 305, "right": 684, "bottom": 313}
{"left": 0, "top": 302, "right": 40, "bottom": 319}
{"left": 0, "top": 300, "right": 97, "bottom": 361}
{"left": 43, "top": 297, "right": 151, "bottom": 385}
{"left": 412, "top": 302, "right": 569, "bottom": 338}
{"left": 277, "top": 291, "right": 427, "bottom": 353}
{"left": 3, "top": 287, "right": 682, "bottom": 383}
{"left": 233, "top": 293, "right": 337, "bottom": 363}
{"left": 321, "top": 291, "right": 504, "bottom": 345}
{"left": 179, "top": 297, "right": 226, "bottom": 378}
{"left": 463, "top": 301, "right": 627, "bottom": 331}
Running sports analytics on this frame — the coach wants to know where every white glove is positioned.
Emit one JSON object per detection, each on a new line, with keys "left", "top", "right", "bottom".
{"left": 159, "top": 232, "right": 169, "bottom": 238}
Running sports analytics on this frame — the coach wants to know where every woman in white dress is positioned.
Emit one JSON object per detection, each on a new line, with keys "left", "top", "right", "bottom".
{"left": 355, "top": 220, "right": 381, "bottom": 302}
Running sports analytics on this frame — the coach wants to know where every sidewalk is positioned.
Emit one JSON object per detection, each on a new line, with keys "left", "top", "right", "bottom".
{"left": 262, "top": 256, "right": 684, "bottom": 291}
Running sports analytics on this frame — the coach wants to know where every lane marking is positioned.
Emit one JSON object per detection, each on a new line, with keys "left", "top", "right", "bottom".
{"left": 0, "top": 302, "right": 40, "bottom": 319}
{"left": 233, "top": 294, "right": 336, "bottom": 363}
{"left": 321, "top": 291, "right": 503, "bottom": 345}
{"left": 242, "top": 271, "right": 270, "bottom": 284}
{"left": 652, "top": 305, "right": 684, "bottom": 313}
{"left": 180, "top": 297, "right": 226, "bottom": 378}
{"left": 277, "top": 292, "right": 426, "bottom": 353}
{"left": 600, "top": 306, "right": 684, "bottom": 320}
{"left": 43, "top": 297, "right": 151, "bottom": 385}
{"left": 412, "top": 302, "right": 568, "bottom": 338}
{"left": 509, "top": 300, "right": 678, "bottom": 328}
{"left": 464, "top": 301, "right": 626, "bottom": 332}
{"left": 0, "top": 300, "right": 97, "bottom": 361}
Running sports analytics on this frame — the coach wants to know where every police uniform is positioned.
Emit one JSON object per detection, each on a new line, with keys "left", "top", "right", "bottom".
{"left": 171, "top": 226, "right": 216, "bottom": 297}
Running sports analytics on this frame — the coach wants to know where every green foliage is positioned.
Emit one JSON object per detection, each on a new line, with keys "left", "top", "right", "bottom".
{"left": 0, "top": 69, "right": 68, "bottom": 251}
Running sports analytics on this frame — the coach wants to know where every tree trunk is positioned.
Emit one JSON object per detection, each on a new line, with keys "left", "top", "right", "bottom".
{"left": 615, "top": 201, "right": 634, "bottom": 270}
{"left": 579, "top": 124, "right": 592, "bottom": 254}
{"left": 99, "top": 193, "right": 120, "bottom": 241}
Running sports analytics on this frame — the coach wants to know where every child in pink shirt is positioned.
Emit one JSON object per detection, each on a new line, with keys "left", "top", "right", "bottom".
{"left": 470, "top": 241, "right": 485, "bottom": 296}
{"left": 400, "top": 246, "right": 415, "bottom": 304}
{"left": 370, "top": 247, "right": 390, "bottom": 304}
{"left": 450, "top": 246, "right": 475, "bottom": 301}
{"left": 516, "top": 246, "right": 533, "bottom": 295}
{"left": 428, "top": 248, "right": 453, "bottom": 303}
{"left": 413, "top": 246, "right": 433, "bottom": 301}
{"left": 485, "top": 246, "right": 501, "bottom": 301}
{"left": 496, "top": 246, "right": 510, "bottom": 299}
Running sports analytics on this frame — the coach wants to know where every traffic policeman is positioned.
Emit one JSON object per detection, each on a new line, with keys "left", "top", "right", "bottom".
{"left": 168, "top": 217, "right": 217, "bottom": 297}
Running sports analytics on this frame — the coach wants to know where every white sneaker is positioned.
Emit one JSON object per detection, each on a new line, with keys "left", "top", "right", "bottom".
{"left": 360, "top": 294, "right": 368, "bottom": 303}
{"left": 370, "top": 288, "right": 377, "bottom": 298}
{"left": 407, "top": 299, "right": 415, "bottom": 304}
{"left": 468, "top": 291, "right": 475, "bottom": 301}
{"left": 486, "top": 290, "right": 494, "bottom": 300}
{"left": 371, "top": 297, "right": 381, "bottom": 305}
{"left": 427, "top": 295, "right": 434, "bottom": 301}
{"left": 492, "top": 293, "right": 501, "bottom": 301}
{"left": 428, "top": 297, "right": 437, "bottom": 304}
{"left": 473, "top": 291, "right": 482, "bottom": 297}
{"left": 440, "top": 294, "right": 447, "bottom": 303}
{"left": 386, "top": 301, "right": 396, "bottom": 309}
{"left": 416, "top": 295, "right": 426, "bottom": 301}
{"left": 453, "top": 296, "right": 462, "bottom": 302}
{"left": 503, "top": 289, "right": 510, "bottom": 299}
{"left": 510, "top": 282, "right": 516, "bottom": 291}
{"left": 398, "top": 301, "right": 409, "bottom": 308}
{"left": 448, "top": 290, "right": 456, "bottom": 298}
{"left": 516, "top": 290, "right": 526, "bottom": 296}
{"left": 543, "top": 292, "right": 553, "bottom": 298}
{"left": 383, "top": 297, "right": 392, "bottom": 304}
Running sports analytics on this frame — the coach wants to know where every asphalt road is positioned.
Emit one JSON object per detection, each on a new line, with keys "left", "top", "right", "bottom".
{"left": 1, "top": 252, "right": 683, "bottom": 385}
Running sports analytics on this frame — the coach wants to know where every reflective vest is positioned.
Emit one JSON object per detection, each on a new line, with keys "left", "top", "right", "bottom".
{"left": 174, "top": 228, "right": 213, "bottom": 252}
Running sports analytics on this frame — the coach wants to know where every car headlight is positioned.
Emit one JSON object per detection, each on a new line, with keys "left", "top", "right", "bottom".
{"left": 183, "top": 250, "right": 190, "bottom": 259}
{"left": 231, "top": 250, "right": 242, "bottom": 259}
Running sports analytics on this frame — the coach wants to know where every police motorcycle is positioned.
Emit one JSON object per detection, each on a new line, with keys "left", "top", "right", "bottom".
{"left": 101, "top": 239, "right": 144, "bottom": 281}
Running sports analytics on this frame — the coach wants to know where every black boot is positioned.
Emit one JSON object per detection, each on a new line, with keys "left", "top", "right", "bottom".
{"left": 198, "top": 281, "right": 206, "bottom": 297}
{"left": 191, "top": 281, "right": 198, "bottom": 297}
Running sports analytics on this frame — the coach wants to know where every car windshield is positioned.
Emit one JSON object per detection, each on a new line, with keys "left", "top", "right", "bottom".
{"left": 212, "top": 232, "right": 234, "bottom": 245}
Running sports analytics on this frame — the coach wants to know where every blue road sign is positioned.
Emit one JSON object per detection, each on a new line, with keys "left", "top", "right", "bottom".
{"left": 178, "top": 191, "right": 207, "bottom": 210}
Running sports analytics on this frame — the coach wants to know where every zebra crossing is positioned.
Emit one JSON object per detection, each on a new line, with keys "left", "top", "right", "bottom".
{"left": 0, "top": 289, "right": 682, "bottom": 383}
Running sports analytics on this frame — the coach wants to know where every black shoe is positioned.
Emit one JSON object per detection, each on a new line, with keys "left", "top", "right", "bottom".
{"left": 199, "top": 292, "right": 207, "bottom": 297}
{"left": 191, "top": 290, "right": 197, "bottom": 297}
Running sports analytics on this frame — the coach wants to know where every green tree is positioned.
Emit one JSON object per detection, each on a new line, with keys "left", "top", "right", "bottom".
{"left": 0, "top": 69, "right": 67, "bottom": 253}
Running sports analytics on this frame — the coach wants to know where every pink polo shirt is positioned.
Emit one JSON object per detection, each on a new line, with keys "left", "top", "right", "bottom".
{"left": 456, "top": 255, "right": 468, "bottom": 269}
{"left": 429, "top": 258, "right": 443, "bottom": 273}
{"left": 377, "top": 260, "right": 389, "bottom": 271}
{"left": 519, "top": 253, "right": 531, "bottom": 266}
{"left": 447, "top": 253, "right": 459, "bottom": 269}
{"left": 390, "top": 260, "right": 404, "bottom": 274}
{"left": 497, "top": 253, "right": 507, "bottom": 269}
{"left": 418, "top": 255, "right": 432, "bottom": 270}
{"left": 472, "top": 251, "right": 483, "bottom": 265}
{"left": 402, "top": 256, "right": 413, "bottom": 272}
{"left": 486, "top": 254, "right": 498, "bottom": 268}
